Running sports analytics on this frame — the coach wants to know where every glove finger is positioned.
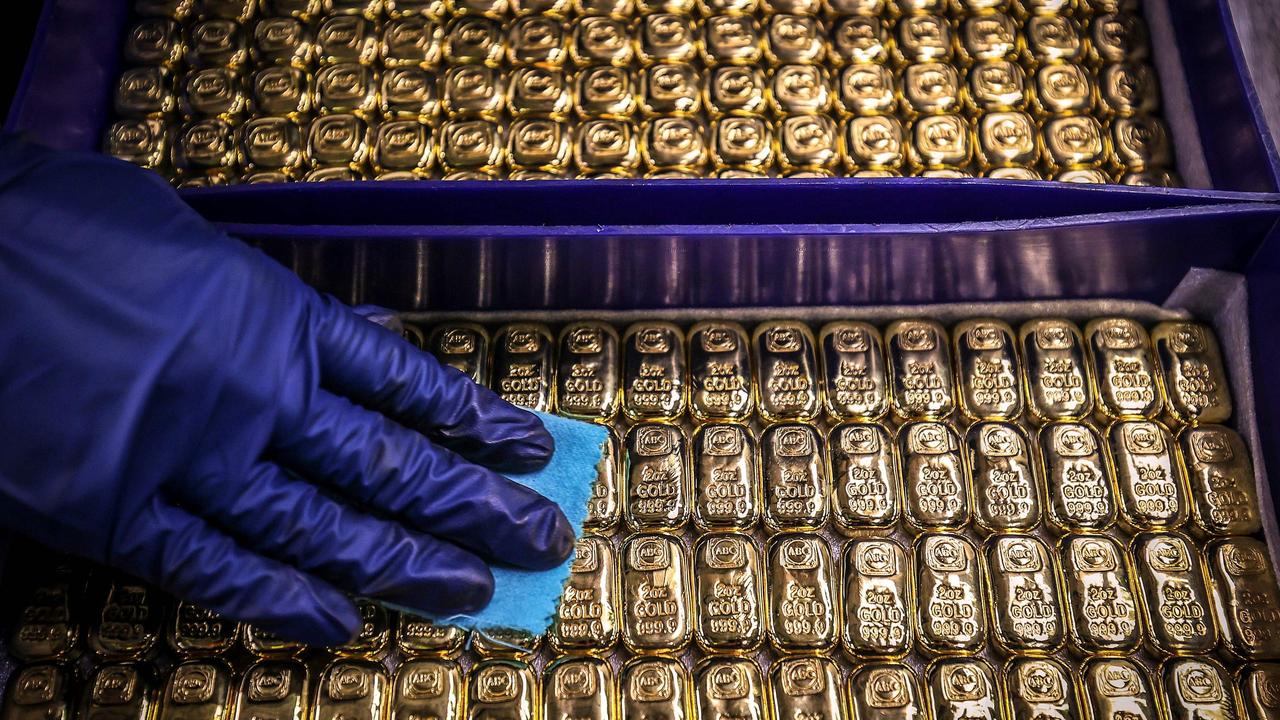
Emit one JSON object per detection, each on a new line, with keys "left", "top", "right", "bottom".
{"left": 113, "top": 497, "right": 360, "bottom": 646}
{"left": 273, "top": 390, "right": 574, "bottom": 570}
{"left": 308, "top": 295, "right": 553, "bottom": 474}
{"left": 175, "top": 462, "right": 495, "bottom": 617}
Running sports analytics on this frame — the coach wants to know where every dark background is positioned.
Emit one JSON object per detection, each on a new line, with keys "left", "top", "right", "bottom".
{"left": 2, "top": 4, "right": 43, "bottom": 119}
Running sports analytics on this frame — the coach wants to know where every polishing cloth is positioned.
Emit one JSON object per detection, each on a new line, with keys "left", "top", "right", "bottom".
{"left": 387, "top": 411, "right": 608, "bottom": 636}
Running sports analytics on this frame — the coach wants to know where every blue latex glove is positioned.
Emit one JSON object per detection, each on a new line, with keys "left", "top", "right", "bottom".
{"left": 0, "top": 137, "right": 574, "bottom": 645}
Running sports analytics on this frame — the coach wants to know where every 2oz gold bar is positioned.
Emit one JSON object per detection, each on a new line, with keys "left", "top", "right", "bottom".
{"left": 753, "top": 322, "right": 821, "bottom": 423}
{"left": 333, "top": 600, "right": 390, "bottom": 659}
{"left": 1158, "top": 658, "right": 1239, "bottom": 720}
{"left": 10, "top": 572, "right": 81, "bottom": 662}
{"left": 544, "top": 658, "right": 614, "bottom": 720}
{"left": 1152, "top": 321, "right": 1233, "bottom": 425}
{"left": 315, "top": 660, "right": 388, "bottom": 720}
{"left": 768, "top": 658, "right": 842, "bottom": 720}
{"left": 916, "top": 532, "right": 987, "bottom": 655}
{"left": 625, "top": 423, "right": 691, "bottom": 531}
{"left": 692, "top": 533, "right": 765, "bottom": 653}
{"left": 552, "top": 534, "right": 620, "bottom": 654}
{"left": 1205, "top": 537, "right": 1280, "bottom": 661}
{"left": 1180, "top": 425, "right": 1261, "bottom": 537}
{"left": 468, "top": 661, "right": 536, "bottom": 720}
{"left": 236, "top": 659, "right": 308, "bottom": 720}
{"left": 90, "top": 581, "right": 163, "bottom": 660}
{"left": 819, "top": 322, "right": 888, "bottom": 421}
{"left": 692, "top": 424, "right": 760, "bottom": 532}
{"left": 886, "top": 319, "right": 955, "bottom": 421}
{"left": 168, "top": 602, "right": 236, "bottom": 657}
{"left": 1108, "top": 420, "right": 1190, "bottom": 532}
{"left": 1079, "top": 658, "right": 1158, "bottom": 720}
{"left": 693, "top": 658, "right": 766, "bottom": 720}
{"left": 1086, "top": 317, "right": 1163, "bottom": 420}
{"left": 966, "top": 421, "right": 1042, "bottom": 534}
{"left": 829, "top": 423, "right": 900, "bottom": 535}
{"left": 1003, "top": 658, "right": 1081, "bottom": 720}
{"left": 585, "top": 429, "right": 622, "bottom": 532}
{"left": 926, "top": 658, "right": 1001, "bottom": 720}
{"left": 393, "top": 660, "right": 462, "bottom": 720}
{"left": 396, "top": 614, "right": 465, "bottom": 658}
{"left": 1131, "top": 530, "right": 1218, "bottom": 655}
{"left": 1039, "top": 422, "right": 1117, "bottom": 533}
{"left": 842, "top": 538, "right": 913, "bottom": 658}
{"left": 953, "top": 319, "right": 1023, "bottom": 421}
{"left": 555, "top": 322, "right": 621, "bottom": 421}
{"left": 1237, "top": 663, "right": 1280, "bottom": 720}
{"left": 315, "top": 16, "right": 377, "bottom": 66}
{"left": 157, "top": 660, "right": 232, "bottom": 720}
{"left": 82, "top": 663, "right": 158, "bottom": 720}
{"left": 620, "top": 658, "right": 690, "bottom": 720}
{"left": 492, "top": 324, "right": 554, "bottom": 412}
{"left": 1058, "top": 533, "right": 1142, "bottom": 654}
{"left": 688, "top": 321, "right": 754, "bottom": 422}
{"left": 761, "top": 423, "right": 828, "bottom": 532}
{"left": 2, "top": 665, "right": 72, "bottom": 720}
{"left": 898, "top": 421, "right": 971, "bottom": 533}
{"left": 984, "top": 533, "right": 1065, "bottom": 654}
{"left": 766, "top": 533, "right": 838, "bottom": 654}
{"left": 471, "top": 628, "right": 542, "bottom": 661}
{"left": 623, "top": 322, "right": 687, "bottom": 421}
{"left": 846, "top": 663, "right": 922, "bottom": 720}
{"left": 621, "top": 534, "right": 692, "bottom": 653}
{"left": 243, "top": 626, "right": 304, "bottom": 656}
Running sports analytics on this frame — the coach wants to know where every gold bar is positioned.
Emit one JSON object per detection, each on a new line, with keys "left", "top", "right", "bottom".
{"left": 761, "top": 423, "right": 829, "bottom": 533}
{"left": 333, "top": 600, "right": 390, "bottom": 659}
{"left": 1030, "top": 63, "right": 1095, "bottom": 117}
{"left": 898, "top": 421, "right": 971, "bottom": 533}
{"left": 926, "top": 658, "right": 1001, "bottom": 720}
{"left": 1003, "top": 657, "right": 1081, "bottom": 720}
{"left": 967, "top": 60, "right": 1027, "bottom": 114}
{"left": 251, "top": 17, "right": 314, "bottom": 68}
{"left": 395, "top": 615, "right": 465, "bottom": 659}
{"left": 467, "top": 661, "right": 537, "bottom": 720}
{"left": 1090, "top": 12, "right": 1151, "bottom": 65}
{"left": 1205, "top": 537, "right": 1280, "bottom": 661}
{"left": 315, "top": 660, "right": 388, "bottom": 720}
{"left": 585, "top": 429, "right": 622, "bottom": 532}
{"left": 90, "top": 581, "right": 163, "bottom": 660}
{"left": 766, "top": 533, "right": 839, "bottom": 654}
{"left": 916, "top": 532, "right": 987, "bottom": 655}
{"left": 442, "top": 65, "right": 504, "bottom": 119}
{"left": 709, "top": 116, "right": 774, "bottom": 172}
{"left": 124, "top": 18, "right": 185, "bottom": 67}
{"left": 1236, "top": 663, "right": 1280, "bottom": 720}
{"left": 81, "top": 663, "right": 158, "bottom": 720}
{"left": 829, "top": 422, "right": 900, "bottom": 535}
{"left": 886, "top": 319, "right": 955, "bottom": 421}
{"left": 692, "top": 533, "right": 765, "bottom": 653}
{"left": 370, "top": 120, "right": 434, "bottom": 176}
{"left": 507, "top": 118, "right": 572, "bottom": 171}
{"left": 984, "top": 534, "right": 1065, "bottom": 654}
{"left": 237, "top": 117, "right": 305, "bottom": 177}
{"left": 769, "top": 658, "right": 842, "bottom": 720}
{"left": 236, "top": 659, "right": 308, "bottom": 720}
{"left": 620, "top": 658, "right": 690, "bottom": 720}
{"left": 846, "top": 663, "right": 922, "bottom": 720}
{"left": 953, "top": 319, "right": 1023, "bottom": 422}
{"left": 104, "top": 118, "right": 168, "bottom": 170}
{"left": 1180, "top": 425, "right": 1261, "bottom": 537}
{"left": 1131, "top": 530, "right": 1218, "bottom": 655}
{"left": 185, "top": 19, "right": 248, "bottom": 69}
{"left": 753, "top": 321, "right": 821, "bottom": 423}
{"left": 115, "top": 66, "right": 176, "bottom": 117}
{"left": 693, "top": 658, "right": 766, "bottom": 720}
{"left": 168, "top": 602, "right": 237, "bottom": 657}
{"left": 393, "top": 660, "right": 462, "bottom": 720}
{"left": 777, "top": 115, "right": 840, "bottom": 173}
{"left": 11, "top": 572, "right": 81, "bottom": 662}
{"left": 957, "top": 13, "right": 1020, "bottom": 64}
{"left": 688, "top": 321, "right": 754, "bottom": 422}
{"left": 1108, "top": 420, "right": 1190, "bottom": 532}
{"left": 175, "top": 118, "right": 237, "bottom": 171}
{"left": 555, "top": 322, "right": 621, "bottom": 421}
{"left": 966, "top": 421, "right": 1042, "bottom": 534}
{"left": 836, "top": 66, "right": 897, "bottom": 119}
{"left": 2, "top": 664, "right": 73, "bottom": 720}
{"left": 243, "top": 626, "right": 304, "bottom": 656}
{"left": 1158, "top": 658, "right": 1239, "bottom": 720}
{"left": 381, "top": 67, "right": 441, "bottom": 119}
{"left": 894, "top": 14, "right": 952, "bottom": 64}
{"left": 575, "top": 66, "right": 637, "bottom": 119}
{"left": 1099, "top": 62, "right": 1160, "bottom": 117}
{"left": 544, "top": 658, "right": 614, "bottom": 720}
{"left": 1025, "top": 15, "right": 1085, "bottom": 63}
{"left": 692, "top": 424, "right": 760, "bottom": 532}
{"left": 637, "top": 14, "right": 698, "bottom": 65}
{"left": 818, "top": 322, "right": 887, "bottom": 422}
{"left": 705, "top": 65, "right": 767, "bottom": 117}
{"left": 315, "top": 16, "right": 378, "bottom": 66}
{"left": 621, "top": 534, "right": 692, "bottom": 653}
{"left": 1039, "top": 422, "right": 1117, "bottom": 533}
{"left": 625, "top": 423, "right": 691, "bottom": 531}
{"left": 439, "top": 118, "right": 505, "bottom": 174}
{"left": 903, "top": 63, "right": 961, "bottom": 117}
{"left": 842, "top": 538, "right": 913, "bottom": 658}
{"left": 1086, "top": 317, "right": 1163, "bottom": 420}
{"left": 471, "top": 628, "right": 543, "bottom": 660}
{"left": 251, "top": 67, "right": 312, "bottom": 118}
{"left": 552, "top": 534, "right": 620, "bottom": 654}
{"left": 381, "top": 18, "right": 444, "bottom": 68}
{"left": 508, "top": 17, "right": 567, "bottom": 67}
{"left": 1058, "top": 533, "right": 1142, "bottom": 654}
{"left": 622, "top": 322, "right": 687, "bottom": 421}
{"left": 492, "top": 323, "right": 554, "bottom": 412}
{"left": 157, "top": 660, "right": 232, "bottom": 720}
{"left": 1079, "top": 658, "right": 1158, "bottom": 720}
{"left": 1152, "top": 321, "right": 1233, "bottom": 425}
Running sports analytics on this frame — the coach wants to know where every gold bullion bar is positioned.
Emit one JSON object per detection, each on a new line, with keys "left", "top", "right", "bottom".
{"left": 621, "top": 533, "right": 692, "bottom": 653}
{"left": 842, "top": 538, "right": 913, "bottom": 658}
{"left": 926, "top": 658, "right": 1001, "bottom": 720}
{"left": 830, "top": 17, "right": 889, "bottom": 66}
{"left": 846, "top": 663, "right": 921, "bottom": 720}
{"left": 252, "top": 67, "right": 312, "bottom": 119}
{"left": 314, "top": 660, "right": 388, "bottom": 720}
{"left": 468, "top": 661, "right": 537, "bottom": 720}
{"left": 953, "top": 319, "right": 1023, "bottom": 421}
{"left": 333, "top": 600, "right": 390, "bottom": 658}
{"left": 688, "top": 321, "right": 754, "bottom": 422}
{"left": 552, "top": 534, "right": 620, "bottom": 654}
{"left": 1086, "top": 317, "right": 1163, "bottom": 420}
{"left": 251, "top": 17, "right": 314, "bottom": 68}
{"left": 1058, "top": 533, "right": 1142, "bottom": 654}
{"left": 702, "top": 19, "right": 764, "bottom": 68}
{"left": 555, "top": 322, "right": 621, "bottom": 421}
{"left": 544, "top": 658, "right": 614, "bottom": 720}
{"left": 705, "top": 65, "right": 767, "bottom": 117}
{"left": 82, "top": 663, "right": 158, "bottom": 720}
{"left": 1205, "top": 537, "right": 1280, "bottom": 661}
{"left": 1003, "top": 658, "right": 1081, "bottom": 720}
{"left": 90, "top": 581, "right": 163, "bottom": 659}
{"left": 899, "top": 421, "right": 971, "bottom": 533}
{"left": 1152, "top": 321, "right": 1232, "bottom": 425}
{"left": 243, "top": 626, "right": 304, "bottom": 656}
{"left": 186, "top": 19, "right": 248, "bottom": 69}
{"left": 2, "top": 664, "right": 73, "bottom": 720}
{"left": 585, "top": 429, "right": 622, "bottom": 532}
{"left": 1079, "top": 658, "right": 1158, "bottom": 720}
{"left": 394, "top": 660, "right": 462, "bottom": 720}
{"left": 123, "top": 18, "right": 184, "bottom": 67}
{"left": 1237, "top": 664, "right": 1280, "bottom": 720}
{"left": 10, "top": 572, "right": 81, "bottom": 662}
{"left": 625, "top": 423, "right": 691, "bottom": 531}
{"left": 104, "top": 118, "right": 167, "bottom": 170}
{"left": 753, "top": 321, "right": 821, "bottom": 423}
{"left": 492, "top": 324, "right": 554, "bottom": 412}
{"left": 957, "top": 13, "right": 1020, "bottom": 64}
{"left": 767, "top": 533, "right": 838, "bottom": 654}
{"left": 1180, "top": 425, "right": 1261, "bottom": 537}
{"left": 168, "top": 602, "right": 237, "bottom": 656}
{"left": 1132, "top": 530, "right": 1218, "bottom": 656}
{"left": 1020, "top": 319, "right": 1093, "bottom": 423}
{"left": 902, "top": 63, "right": 962, "bottom": 117}
{"left": 916, "top": 532, "right": 987, "bottom": 655}
{"left": 1159, "top": 658, "right": 1240, "bottom": 720}
{"left": 693, "top": 658, "right": 767, "bottom": 720}
{"left": 396, "top": 614, "right": 466, "bottom": 658}
{"left": 115, "top": 66, "right": 176, "bottom": 117}
{"left": 693, "top": 533, "right": 765, "bottom": 653}
{"left": 836, "top": 67, "right": 898, "bottom": 120}
{"left": 621, "top": 658, "right": 690, "bottom": 720}
{"left": 967, "top": 60, "right": 1027, "bottom": 114}
{"left": 1025, "top": 16, "right": 1085, "bottom": 64}
{"left": 1090, "top": 12, "right": 1151, "bottom": 64}
{"left": 1030, "top": 63, "right": 1095, "bottom": 117}
{"left": 471, "top": 628, "right": 542, "bottom": 660}
{"left": 182, "top": 67, "right": 247, "bottom": 119}
{"left": 236, "top": 659, "right": 309, "bottom": 720}
{"left": 819, "top": 321, "right": 888, "bottom": 422}
{"left": 158, "top": 660, "right": 232, "bottom": 720}
{"left": 984, "top": 533, "right": 1065, "bottom": 654}
{"left": 623, "top": 322, "right": 687, "bottom": 421}
{"left": 1108, "top": 420, "right": 1190, "bottom": 532}
{"left": 886, "top": 319, "right": 955, "bottom": 421}
{"left": 692, "top": 424, "right": 760, "bottom": 532}
{"left": 769, "top": 658, "right": 842, "bottom": 720}
{"left": 761, "top": 423, "right": 828, "bottom": 533}
{"left": 966, "top": 421, "right": 1042, "bottom": 535}
{"left": 1039, "top": 422, "right": 1117, "bottom": 533}
{"left": 829, "top": 423, "right": 900, "bottom": 535}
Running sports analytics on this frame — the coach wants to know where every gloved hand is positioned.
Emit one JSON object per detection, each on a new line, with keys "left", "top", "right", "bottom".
{"left": 0, "top": 137, "right": 573, "bottom": 645}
